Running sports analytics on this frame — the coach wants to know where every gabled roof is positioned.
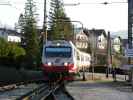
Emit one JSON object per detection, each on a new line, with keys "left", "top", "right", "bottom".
{"left": 84, "top": 29, "right": 107, "bottom": 38}
{"left": 88, "top": 29, "right": 107, "bottom": 37}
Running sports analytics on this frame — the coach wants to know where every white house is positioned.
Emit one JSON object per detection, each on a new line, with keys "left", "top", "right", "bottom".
{"left": 97, "top": 34, "right": 107, "bottom": 50}
{"left": 8, "top": 35, "right": 21, "bottom": 42}
{"left": 0, "top": 28, "right": 21, "bottom": 43}
{"left": 75, "top": 30, "right": 89, "bottom": 49}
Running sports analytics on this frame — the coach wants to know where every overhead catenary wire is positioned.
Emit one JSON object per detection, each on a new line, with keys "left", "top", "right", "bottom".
{"left": 64, "top": 1, "right": 127, "bottom": 6}
{"left": 0, "top": 1, "right": 11, "bottom": 6}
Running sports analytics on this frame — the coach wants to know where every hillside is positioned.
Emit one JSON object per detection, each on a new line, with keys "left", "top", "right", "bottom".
{"left": 110, "top": 30, "right": 127, "bottom": 39}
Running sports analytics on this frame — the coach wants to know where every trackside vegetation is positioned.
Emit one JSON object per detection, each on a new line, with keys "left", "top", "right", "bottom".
{"left": 0, "top": 37, "right": 26, "bottom": 69}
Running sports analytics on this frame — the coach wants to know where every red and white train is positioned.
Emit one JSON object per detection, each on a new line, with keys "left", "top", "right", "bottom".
{"left": 41, "top": 40, "right": 91, "bottom": 80}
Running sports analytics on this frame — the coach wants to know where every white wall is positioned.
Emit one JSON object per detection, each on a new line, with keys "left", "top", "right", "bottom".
{"left": 8, "top": 35, "right": 21, "bottom": 42}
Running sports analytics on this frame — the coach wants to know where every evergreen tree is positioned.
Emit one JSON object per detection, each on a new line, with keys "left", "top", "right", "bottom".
{"left": 17, "top": 14, "right": 25, "bottom": 33}
{"left": 22, "top": 0, "right": 40, "bottom": 69}
{"left": 48, "top": 0, "right": 73, "bottom": 40}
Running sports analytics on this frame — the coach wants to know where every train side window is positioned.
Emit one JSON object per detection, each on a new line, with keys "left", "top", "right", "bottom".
{"left": 77, "top": 53, "right": 80, "bottom": 60}
{"left": 88, "top": 57, "right": 90, "bottom": 61}
{"left": 87, "top": 57, "right": 89, "bottom": 61}
{"left": 81, "top": 56, "right": 84, "bottom": 61}
{"left": 84, "top": 57, "right": 86, "bottom": 61}
{"left": 74, "top": 50, "right": 76, "bottom": 56}
{"left": 85, "top": 56, "right": 89, "bottom": 61}
{"left": 86, "top": 57, "right": 88, "bottom": 61}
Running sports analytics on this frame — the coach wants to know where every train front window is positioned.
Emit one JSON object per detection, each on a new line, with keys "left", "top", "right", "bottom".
{"left": 45, "top": 47, "right": 71, "bottom": 57}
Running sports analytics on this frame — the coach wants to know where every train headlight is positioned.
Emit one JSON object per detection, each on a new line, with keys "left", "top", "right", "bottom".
{"left": 64, "top": 62, "right": 68, "bottom": 66}
{"left": 47, "top": 62, "right": 52, "bottom": 66}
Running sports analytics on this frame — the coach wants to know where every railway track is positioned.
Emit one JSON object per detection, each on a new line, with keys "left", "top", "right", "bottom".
{"left": 3, "top": 73, "right": 131, "bottom": 100}
{"left": 0, "top": 84, "right": 17, "bottom": 92}
{"left": 0, "top": 79, "right": 44, "bottom": 92}
{"left": 42, "top": 80, "right": 74, "bottom": 100}
{"left": 0, "top": 80, "right": 45, "bottom": 99}
{"left": 14, "top": 80, "right": 74, "bottom": 100}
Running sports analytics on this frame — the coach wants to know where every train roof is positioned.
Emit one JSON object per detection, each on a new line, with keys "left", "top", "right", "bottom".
{"left": 45, "top": 40, "right": 71, "bottom": 47}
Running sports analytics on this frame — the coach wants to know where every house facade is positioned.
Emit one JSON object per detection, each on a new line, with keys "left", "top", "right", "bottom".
{"left": 111, "top": 36, "right": 122, "bottom": 54}
{"left": 84, "top": 29, "right": 108, "bottom": 65}
{"left": 75, "top": 30, "right": 89, "bottom": 49}
{"left": 0, "top": 28, "right": 21, "bottom": 43}
{"left": 0, "top": 28, "right": 8, "bottom": 40}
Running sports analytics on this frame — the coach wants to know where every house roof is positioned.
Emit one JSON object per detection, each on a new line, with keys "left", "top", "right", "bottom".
{"left": 84, "top": 29, "right": 107, "bottom": 38}
{"left": 89, "top": 29, "right": 107, "bottom": 37}
{"left": 0, "top": 28, "right": 21, "bottom": 36}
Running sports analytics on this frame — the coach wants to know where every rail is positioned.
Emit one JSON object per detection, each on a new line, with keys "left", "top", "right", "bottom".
{"left": 42, "top": 80, "right": 65, "bottom": 100}
{"left": 0, "top": 79, "right": 44, "bottom": 92}
{"left": 15, "top": 79, "right": 63, "bottom": 100}
{"left": 43, "top": 80, "right": 74, "bottom": 100}
{"left": 16, "top": 84, "right": 48, "bottom": 100}
{"left": 15, "top": 79, "right": 74, "bottom": 100}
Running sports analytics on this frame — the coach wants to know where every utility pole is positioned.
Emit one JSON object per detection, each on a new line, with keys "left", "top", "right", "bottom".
{"left": 106, "top": 31, "right": 112, "bottom": 78}
{"left": 91, "top": 29, "right": 96, "bottom": 80}
{"left": 128, "top": 0, "right": 132, "bottom": 62}
{"left": 43, "top": 0, "right": 47, "bottom": 43}
{"left": 128, "top": 0, "right": 133, "bottom": 84}
{"left": 92, "top": 49, "right": 94, "bottom": 80}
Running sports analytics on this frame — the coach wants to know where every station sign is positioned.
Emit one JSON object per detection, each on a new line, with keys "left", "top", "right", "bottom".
{"left": 125, "top": 48, "right": 133, "bottom": 57}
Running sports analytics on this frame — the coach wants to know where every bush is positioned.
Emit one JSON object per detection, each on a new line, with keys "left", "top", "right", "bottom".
{"left": 0, "top": 37, "right": 10, "bottom": 57}
{"left": 0, "top": 38, "right": 26, "bottom": 69}
{"left": 8, "top": 43, "right": 26, "bottom": 59}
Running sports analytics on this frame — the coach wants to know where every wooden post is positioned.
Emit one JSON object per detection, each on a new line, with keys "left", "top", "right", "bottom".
{"left": 91, "top": 52, "right": 94, "bottom": 80}
{"left": 82, "top": 67, "right": 86, "bottom": 81}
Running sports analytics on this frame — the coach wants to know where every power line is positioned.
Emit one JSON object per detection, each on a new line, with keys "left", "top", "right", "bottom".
{"left": 64, "top": 3, "right": 80, "bottom": 6}
{"left": 0, "top": 1, "right": 11, "bottom": 6}
{"left": 3, "top": 1, "right": 44, "bottom": 5}
{"left": 101, "top": 1, "right": 127, "bottom": 5}
{"left": 64, "top": 1, "right": 127, "bottom": 6}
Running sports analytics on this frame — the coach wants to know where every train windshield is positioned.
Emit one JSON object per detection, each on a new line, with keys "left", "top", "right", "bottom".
{"left": 45, "top": 47, "right": 71, "bottom": 58}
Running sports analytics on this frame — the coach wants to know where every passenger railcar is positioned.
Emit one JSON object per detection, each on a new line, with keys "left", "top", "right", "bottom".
{"left": 41, "top": 40, "right": 91, "bottom": 80}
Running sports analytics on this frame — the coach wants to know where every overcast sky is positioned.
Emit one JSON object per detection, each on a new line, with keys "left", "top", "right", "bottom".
{"left": 0, "top": 0, "right": 128, "bottom": 32}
